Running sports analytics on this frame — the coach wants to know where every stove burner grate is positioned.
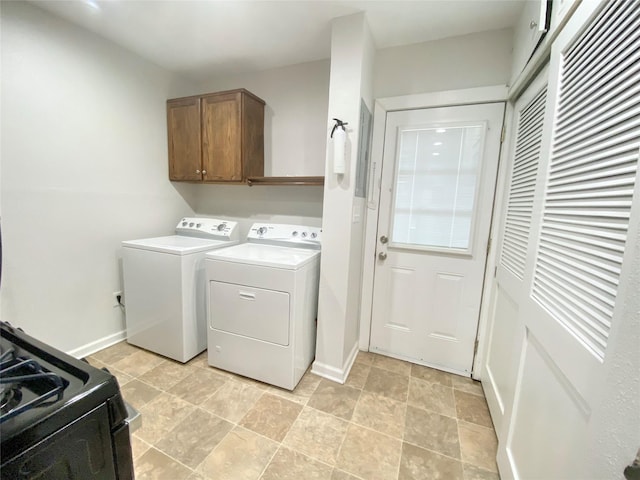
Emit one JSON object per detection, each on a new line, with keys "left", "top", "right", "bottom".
{"left": 0, "top": 386, "right": 22, "bottom": 414}
{"left": 0, "top": 346, "right": 66, "bottom": 423}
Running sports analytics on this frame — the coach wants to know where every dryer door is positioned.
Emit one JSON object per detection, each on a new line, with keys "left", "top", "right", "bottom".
{"left": 209, "top": 281, "right": 290, "bottom": 346}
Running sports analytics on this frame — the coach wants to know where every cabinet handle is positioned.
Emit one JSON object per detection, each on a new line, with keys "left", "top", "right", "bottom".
{"left": 196, "top": 169, "right": 201, "bottom": 174}
{"left": 529, "top": 20, "right": 538, "bottom": 29}
{"left": 202, "top": 170, "right": 207, "bottom": 175}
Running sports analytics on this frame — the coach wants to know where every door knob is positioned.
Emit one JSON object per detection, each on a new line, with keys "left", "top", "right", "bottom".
{"left": 196, "top": 169, "right": 201, "bottom": 174}
{"left": 380, "top": 235, "right": 388, "bottom": 244}
{"left": 378, "top": 252, "right": 387, "bottom": 260}
{"left": 202, "top": 170, "right": 207, "bottom": 175}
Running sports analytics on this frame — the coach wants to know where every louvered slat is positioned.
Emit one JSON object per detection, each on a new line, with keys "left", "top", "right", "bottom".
{"left": 532, "top": 0, "right": 640, "bottom": 360}
{"left": 500, "top": 85, "right": 548, "bottom": 279}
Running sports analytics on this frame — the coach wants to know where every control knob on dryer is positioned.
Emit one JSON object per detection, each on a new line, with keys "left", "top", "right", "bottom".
{"left": 257, "top": 226, "right": 267, "bottom": 236}
{"left": 217, "top": 223, "right": 226, "bottom": 231}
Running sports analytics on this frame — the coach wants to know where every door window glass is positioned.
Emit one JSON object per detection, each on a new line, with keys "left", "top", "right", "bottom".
{"left": 391, "top": 124, "right": 485, "bottom": 252}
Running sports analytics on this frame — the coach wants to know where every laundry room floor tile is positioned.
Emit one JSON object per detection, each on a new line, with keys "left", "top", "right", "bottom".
{"left": 282, "top": 406, "right": 349, "bottom": 465}
{"left": 454, "top": 390, "right": 493, "bottom": 428}
{"left": 364, "top": 366, "right": 410, "bottom": 402}
{"left": 94, "top": 342, "right": 500, "bottom": 479}
{"left": 308, "top": 379, "right": 362, "bottom": 420}
{"left": 239, "top": 393, "right": 303, "bottom": 442}
{"left": 134, "top": 447, "right": 193, "bottom": 480}
{"left": 458, "top": 420, "right": 499, "bottom": 473}
{"left": 407, "top": 376, "right": 456, "bottom": 417}
{"left": 196, "top": 426, "right": 279, "bottom": 480}
{"left": 112, "top": 349, "right": 165, "bottom": 378}
{"left": 138, "top": 361, "right": 197, "bottom": 391}
{"left": 155, "top": 409, "right": 233, "bottom": 469}
{"left": 399, "top": 442, "right": 464, "bottom": 480}
{"left": 119, "top": 379, "right": 162, "bottom": 410}
{"left": 344, "top": 362, "right": 371, "bottom": 389}
{"left": 351, "top": 391, "right": 406, "bottom": 438}
{"left": 371, "top": 355, "right": 412, "bottom": 376}
{"left": 410, "top": 363, "right": 455, "bottom": 386}
{"left": 336, "top": 423, "right": 402, "bottom": 480}
{"left": 200, "top": 379, "right": 264, "bottom": 423}
{"left": 168, "top": 368, "right": 228, "bottom": 405}
{"left": 404, "top": 405, "right": 461, "bottom": 459}
{"left": 261, "top": 446, "right": 333, "bottom": 480}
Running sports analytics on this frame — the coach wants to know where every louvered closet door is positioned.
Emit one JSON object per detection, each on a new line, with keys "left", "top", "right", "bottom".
{"left": 482, "top": 69, "right": 548, "bottom": 436}
{"left": 497, "top": 0, "right": 640, "bottom": 478}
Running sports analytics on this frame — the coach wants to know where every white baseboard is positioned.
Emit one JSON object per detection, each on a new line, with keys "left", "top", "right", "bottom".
{"left": 66, "top": 329, "right": 127, "bottom": 359}
{"left": 311, "top": 342, "right": 359, "bottom": 384}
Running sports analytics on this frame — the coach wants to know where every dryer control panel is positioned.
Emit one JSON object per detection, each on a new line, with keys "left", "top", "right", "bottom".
{"left": 248, "top": 223, "right": 321, "bottom": 249}
{"left": 176, "top": 217, "right": 239, "bottom": 241}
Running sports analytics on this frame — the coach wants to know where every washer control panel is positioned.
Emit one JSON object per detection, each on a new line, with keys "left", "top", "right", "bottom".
{"left": 248, "top": 223, "right": 322, "bottom": 248}
{"left": 175, "top": 217, "right": 239, "bottom": 240}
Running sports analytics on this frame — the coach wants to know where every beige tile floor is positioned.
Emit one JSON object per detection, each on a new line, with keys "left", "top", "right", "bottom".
{"left": 88, "top": 342, "right": 500, "bottom": 480}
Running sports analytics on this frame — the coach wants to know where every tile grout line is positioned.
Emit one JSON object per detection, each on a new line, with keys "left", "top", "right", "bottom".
{"left": 332, "top": 385, "right": 363, "bottom": 478}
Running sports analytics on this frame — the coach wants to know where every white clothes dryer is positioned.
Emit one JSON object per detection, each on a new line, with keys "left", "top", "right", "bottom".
{"left": 205, "top": 223, "right": 321, "bottom": 390}
{"left": 122, "top": 218, "right": 239, "bottom": 362}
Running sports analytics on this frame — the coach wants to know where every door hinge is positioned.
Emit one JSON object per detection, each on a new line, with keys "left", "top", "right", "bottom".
{"left": 473, "top": 339, "right": 479, "bottom": 356}
{"left": 486, "top": 237, "right": 492, "bottom": 255}
{"left": 494, "top": 266, "right": 497, "bottom": 277}
{"left": 500, "top": 125, "right": 506, "bottom": 143}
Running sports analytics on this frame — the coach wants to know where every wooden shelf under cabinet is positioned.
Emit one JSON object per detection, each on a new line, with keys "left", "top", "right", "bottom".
{"left": 246, "top": 176, "right": 325, "bottom": 186}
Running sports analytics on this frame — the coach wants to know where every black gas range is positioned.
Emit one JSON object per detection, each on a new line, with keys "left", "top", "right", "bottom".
{"left": 0, "top": 321, "right": 134, "bottom": 479}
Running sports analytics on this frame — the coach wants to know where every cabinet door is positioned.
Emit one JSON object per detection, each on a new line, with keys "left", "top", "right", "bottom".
{"left": 510, "top": 0, "right": 548, "bottom": 83}
{"left": 167, "top": 97, "right": 202, "bottom": 181}
{"left": 202, "top": 92, "right": 242, "bottom": 182}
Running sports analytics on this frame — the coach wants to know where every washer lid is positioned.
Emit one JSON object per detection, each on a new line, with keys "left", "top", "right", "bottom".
{"left": 205, "top": 243, "right": 320, "bottom": 269}
{"left": 122, "top": 235, "right": 237, "bottom": 255}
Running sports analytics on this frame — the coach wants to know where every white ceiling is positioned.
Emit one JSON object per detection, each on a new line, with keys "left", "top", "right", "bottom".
{"left": 31, "top": 0, "right": 525, "bottom": 81}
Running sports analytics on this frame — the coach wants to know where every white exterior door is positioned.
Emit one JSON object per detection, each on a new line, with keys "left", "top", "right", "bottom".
{"left": 483, "top": 0, "right": 640, "bottom": 477}
{"left": 369, "top": 103, "right": 505, "bottom": 376}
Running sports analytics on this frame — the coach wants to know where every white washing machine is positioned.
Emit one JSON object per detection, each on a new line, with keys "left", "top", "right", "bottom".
{"left": 122, "top": 218, "right": 239, "bottom": 362}
{"left": 205, "top": 223, "right": 321, "bottom": 390}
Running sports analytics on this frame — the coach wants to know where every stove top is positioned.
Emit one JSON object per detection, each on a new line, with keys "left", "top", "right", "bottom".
{"left": 0, "top": 344, "right": 69, "bottom": 422}
{"left": 0, "top": 322, "right": 123, "bottom": 460}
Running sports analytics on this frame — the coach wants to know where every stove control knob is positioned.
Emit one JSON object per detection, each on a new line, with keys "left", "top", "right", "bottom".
{"left": 310, "top": 232, "right": 317, "bottom": 239}
{"left": 217, "top": 223, "right": 226, "bottom": 231}
{"left": 301, "top": 232, "right": 308, "bottom": 238}
{"left": 292, "top": 231, "right": 298, "bottom": 237}
{"left": 182, "top": 221, "right": 188, "bottom": 226}
{"left": 189, "top": 222, "right": 195, "bottom": 227}
{"left": 196, "top": 223, "right": 202, "bottom": 228}
{"left": 257, "top": 227, "right": 267, "bottom": 236}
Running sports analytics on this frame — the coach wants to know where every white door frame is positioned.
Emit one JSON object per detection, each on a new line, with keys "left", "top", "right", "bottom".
{"left": 359, "top": 85, "right": 510, "bottom": 379}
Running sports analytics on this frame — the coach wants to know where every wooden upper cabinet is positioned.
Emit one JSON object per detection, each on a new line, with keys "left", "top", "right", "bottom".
{"left": 167, "top": 97, "right": 202, "bottom": 181}
{"left": 167, "top": 89, "right": 265, "bottom": 183}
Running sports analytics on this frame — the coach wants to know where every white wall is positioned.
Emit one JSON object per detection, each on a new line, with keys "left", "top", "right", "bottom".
{"left": 313, "top": 13, "right": 375, "bottom": 382}
{"left": 0, "top": 2, "right": 197, "bottom": 355}
{"left": 192, "top": 184, "right": 323, "bottom": 239}
{"left": 374, "top": 28, "right": 513, "bottom": 98}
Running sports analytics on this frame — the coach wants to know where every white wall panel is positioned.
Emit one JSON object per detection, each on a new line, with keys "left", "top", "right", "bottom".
{"left": 0, "top": 2, "right": 197, "bottom": 354}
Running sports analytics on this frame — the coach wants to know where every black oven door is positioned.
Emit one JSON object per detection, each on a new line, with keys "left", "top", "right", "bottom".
{"left": 1, "top": 403, "right": 132, "bottom": 479}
